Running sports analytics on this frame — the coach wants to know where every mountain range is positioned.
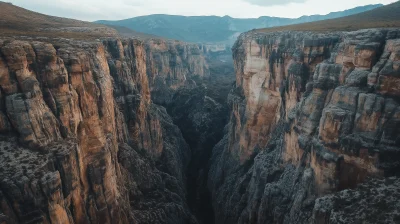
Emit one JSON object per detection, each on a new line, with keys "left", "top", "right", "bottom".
{"left": 96, "top": 4, "right": 383, "bottom": 43}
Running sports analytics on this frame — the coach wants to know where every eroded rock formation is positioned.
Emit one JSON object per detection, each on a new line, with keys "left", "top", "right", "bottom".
{"left": 145, "top": 39, "right": 209, "bottom": 105}
{"left": 1, "top": 23, "right": 400, "bottom": 224}
{"left": 0, "top": 38, "right": 197, "bottom": 224}
{"left": 208, "top": 28, "right": 400, "bottom": 224}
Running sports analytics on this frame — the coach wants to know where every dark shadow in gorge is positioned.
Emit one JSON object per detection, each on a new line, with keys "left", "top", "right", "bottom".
{"left": 166, "top": 85, "right": 223, "bottom": 224}
{"left": 165, "top": 58, "right": 235, "bottom": 223}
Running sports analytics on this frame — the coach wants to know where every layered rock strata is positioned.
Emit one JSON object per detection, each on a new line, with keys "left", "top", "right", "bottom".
{"left": 209, "top": 28, "right": 400, "bottom": 223}
{"left": 145, "top": 39, "right": 209, "bottom": 105}
{"left": 0, "top": 38, "right": 196, "bottom": 224}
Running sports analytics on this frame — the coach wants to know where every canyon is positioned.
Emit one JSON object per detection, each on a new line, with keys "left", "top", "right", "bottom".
{"left": 0, "top": 1, "right": 400, "bottom": 224}
{"left": 0, "top": 37, "right": 208, "bottom": 224}
{"left": 209, "top": 27, "right": 400, "bottom": 224}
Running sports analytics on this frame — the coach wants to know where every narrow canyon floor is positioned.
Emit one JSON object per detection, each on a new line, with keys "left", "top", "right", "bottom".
{"left": 165, "top": 57, "right": 235, "bottom": 224}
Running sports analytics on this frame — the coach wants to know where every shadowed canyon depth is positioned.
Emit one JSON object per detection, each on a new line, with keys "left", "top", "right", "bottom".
{"left": 0, "top": 1, "right": 400, "bottom": 224}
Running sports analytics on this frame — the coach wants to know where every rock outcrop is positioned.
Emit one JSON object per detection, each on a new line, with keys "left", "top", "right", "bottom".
{"left": 312, "top": 177, "right": 400, "bottom": 224}
{"left": 2, "top": 17, "right": 400, "bottom": 224}
{"left": 145, "top": 39, "right": 209, "bottom": 105}
{"left": 0, "top": 38, "right": 195, "bottom": 224}
{"left": 208, "top": 28, "right": 400, "bottom": 224}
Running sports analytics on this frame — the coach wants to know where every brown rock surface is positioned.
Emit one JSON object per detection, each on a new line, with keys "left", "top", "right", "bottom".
{"left": 145, "top": 39, "right": 209, "bottom": 105}
{"left": 0, "top": 37, "right": 195, "bottom": 224}
{"left": 208, "top": 28, "right": 400, "bottom": 224}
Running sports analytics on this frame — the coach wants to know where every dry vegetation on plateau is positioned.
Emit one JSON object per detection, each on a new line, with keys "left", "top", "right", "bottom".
{"left": 257, "top": 1, "right": 400, "bottom": 33}
{"left": 0, "top": 1, "right": 118, "bottom": 39}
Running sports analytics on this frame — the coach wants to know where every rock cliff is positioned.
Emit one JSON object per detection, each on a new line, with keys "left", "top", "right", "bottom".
{"left": 0, "top": 37, "right": 196, "bottom": 224}
{"left": 144, "top": 39, "right": 209, "bottom": 105}
{"left": 1, "top": 4, "right": 400, "bottom": 223}
{"left": 208, "top": 28, "right": 400, "bottom": 224}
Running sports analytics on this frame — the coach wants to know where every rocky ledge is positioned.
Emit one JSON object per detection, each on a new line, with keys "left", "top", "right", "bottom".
{"left": 208, "top": 28, "right": 400, "bottom": 224}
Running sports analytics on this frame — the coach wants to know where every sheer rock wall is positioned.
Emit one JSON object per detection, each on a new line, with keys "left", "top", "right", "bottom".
{"left": 0, "top": 38, "right": 197, "bottom": 224}
{"left": 208, "top": 28, "right": 400, "bottom": 224}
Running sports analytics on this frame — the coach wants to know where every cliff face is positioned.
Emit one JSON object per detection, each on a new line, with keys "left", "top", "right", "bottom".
{"left": 167, "top": 85, "right": 227, "bottom": 223}
{"left": 209, "top": 28, "right": 400, "bottom": 223}
{"left": 0, "top": 38, "right": 195, "bottom": 224}
{"left": 2, "top": 20, "right": 400, "bottom": 224}
{"left": 145, "top": 39, "right": 209, "bottom": 105}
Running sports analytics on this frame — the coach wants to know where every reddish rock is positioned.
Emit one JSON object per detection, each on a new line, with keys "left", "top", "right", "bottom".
{"left": 0, "top": 37, "right": 196, "bottom": 224}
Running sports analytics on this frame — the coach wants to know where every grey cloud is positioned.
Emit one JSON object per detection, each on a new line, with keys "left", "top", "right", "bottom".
{"left": 243, "top": 0, "right": 307, "bottom": 6}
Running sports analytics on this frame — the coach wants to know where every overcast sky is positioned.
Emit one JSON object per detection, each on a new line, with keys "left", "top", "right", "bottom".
{"left": 7, "top": 0, "right": 397, "bottom": 21}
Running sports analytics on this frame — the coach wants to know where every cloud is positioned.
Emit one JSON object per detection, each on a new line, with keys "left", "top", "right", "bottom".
{"left": 243, "top": 0, "right": 307, "bottom": 6}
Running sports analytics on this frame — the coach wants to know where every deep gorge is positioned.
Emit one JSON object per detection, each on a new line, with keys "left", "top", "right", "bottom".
{"left": 0, "top": 36, "right": 234, "bottom": 224}
{"left": 1, "top": 27, "right": 400, "bottom": 224}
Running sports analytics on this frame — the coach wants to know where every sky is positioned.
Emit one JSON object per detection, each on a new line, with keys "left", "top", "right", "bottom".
{"left": 6, "top": 0, "right": 397, "bottom": 21}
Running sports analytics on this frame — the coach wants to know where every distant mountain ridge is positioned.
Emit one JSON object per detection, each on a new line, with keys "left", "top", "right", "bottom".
{"left": 256, "top": 1, "right": 400, "bottom": 32}
{"left": 96, "top": 4, "right": 383, "bottom": 43}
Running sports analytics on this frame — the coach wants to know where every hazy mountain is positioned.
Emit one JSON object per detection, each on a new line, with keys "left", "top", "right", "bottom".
{"left": 96, "top": 4, "right": 383, "bottom": 43}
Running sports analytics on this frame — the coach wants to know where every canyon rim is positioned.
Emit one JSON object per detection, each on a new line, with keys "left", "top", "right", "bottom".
{"left": 0, "top": 1, "right": 400, "bottom": 224}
